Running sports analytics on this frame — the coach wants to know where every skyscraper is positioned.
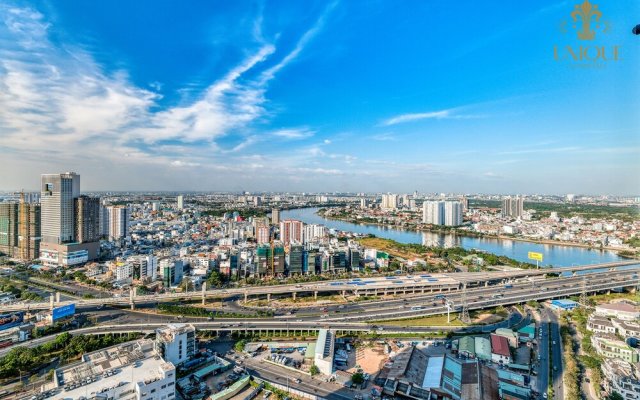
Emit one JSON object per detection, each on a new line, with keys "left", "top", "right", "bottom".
{"left": 279, "top": 219, "right": 304, "bottom": 244}
{"left": 40, "top": 172, "right": 100, "bottom": 267}
{"left": 176, "top": 195, "right": 184, "bottom": 210}
{"left": 502, "top": 196, "right": 525, "bottom": 218}
{"left": 75, "top": 195, "right": 101, "bottom": 243}
{"left": 0, "top": 203, "right": 18, "bottom": 257}
{"left": 41, "top": 172, "right": 79, "bottom": 244}
{"left": 422, "top": 201, "right": 444, "bottom": 225}
{"left": 102, "top": 205, "right": 130, "bottom": 241}
{"left": 381, "top": 194, "right": 399, "bottom": 210}
{"left": 271, "top": 208, "right": 280, "bottom": 225}
{"left": 444, "top": 201, "right": 463, "bottom": 226}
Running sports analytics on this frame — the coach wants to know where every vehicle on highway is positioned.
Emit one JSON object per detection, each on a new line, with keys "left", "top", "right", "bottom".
{"left": 411, "top": 306, "right": 424, "bottom": 311}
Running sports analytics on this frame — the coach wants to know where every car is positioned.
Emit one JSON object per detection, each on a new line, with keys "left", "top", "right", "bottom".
{"left": 543, "top": 393, "right": 548, "bottom": 399}
{"left": 295, "top": 378, "right": 302, "bottom": 384}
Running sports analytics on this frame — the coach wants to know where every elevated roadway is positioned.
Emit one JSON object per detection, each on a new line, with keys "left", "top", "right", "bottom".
{"left": 2, "top": 260, "right": 637, "bottom": 312}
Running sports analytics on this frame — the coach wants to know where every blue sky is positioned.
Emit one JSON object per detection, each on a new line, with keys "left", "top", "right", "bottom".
{"left": 0, "top": 0, "right": 638, "bottom": 194}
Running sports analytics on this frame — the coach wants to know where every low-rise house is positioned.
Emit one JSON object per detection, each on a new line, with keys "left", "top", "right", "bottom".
{"left": 591, "top": 335, "right": 640, "bottom": 363}
{"left": 587, "top": 315, "right": 617, "bottom": 335}
{"left": 602, "top": 358, "right": 640, "bottom": 399}
{"left": 490, "top": 334, "right": 512, "bottom": 364}
{"left": 595, "top": 302, "right": 640, "bottom": 321}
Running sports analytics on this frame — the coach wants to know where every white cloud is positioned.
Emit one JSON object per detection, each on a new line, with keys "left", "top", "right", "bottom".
{"left": 381, "top": 107, "right": 484, "bottom": 126}
{"left": 271, "top": 127, "right": 315, "bottom": 139}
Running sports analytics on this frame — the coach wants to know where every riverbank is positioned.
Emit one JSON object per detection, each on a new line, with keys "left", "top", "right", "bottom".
{"left": 317, "top": 208, "right": 633, "bottom": 255}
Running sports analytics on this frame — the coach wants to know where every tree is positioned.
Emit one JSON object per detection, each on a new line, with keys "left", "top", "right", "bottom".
{"left": 607, "top": 392, "right": 624, "bottom": 400}
{"left": 207, "top": 271, "right": 225, "bottom": 287}
{"left": 309, "top": 364, "right": 320, "bottom": 376}
{"left": 351, "top": 372, "right": 364, "bottom": 385}
{"left": 234, "top": 339, "right": 247, "bottom": 352}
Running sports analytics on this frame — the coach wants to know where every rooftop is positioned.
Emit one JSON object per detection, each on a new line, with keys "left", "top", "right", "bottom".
{"left": 490, "top": 334, "right": 510, "bottom": 357}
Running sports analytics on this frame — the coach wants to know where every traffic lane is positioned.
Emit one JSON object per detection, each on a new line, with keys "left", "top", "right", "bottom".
{"left": 537, "top": 312, "right": 549, "bottom": 396}
{"left": 547, "top": 310, "right": 564, "bottom": 400}
{"left": 242, "top": 358, "right": 353, "bottom": 400}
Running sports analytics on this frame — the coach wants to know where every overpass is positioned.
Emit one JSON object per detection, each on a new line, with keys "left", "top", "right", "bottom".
{"left": 2, "top": 260, "right": 638, "bottom": 312}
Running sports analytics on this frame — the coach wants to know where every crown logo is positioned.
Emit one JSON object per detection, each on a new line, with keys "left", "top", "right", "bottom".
{"left": 570, "top": 0, "right": 602, "bottom": 40}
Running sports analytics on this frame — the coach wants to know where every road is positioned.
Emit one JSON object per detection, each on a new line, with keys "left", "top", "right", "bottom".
{"left": 537, "top": 309, "right": 550, "bottom": 398}
{"left": 2, "top": 260, "right": 638, "bottom": 312}
{"left": 547, "top": 307, "right": 564, "bottom": 400}
{"left": 242, "top": 356, "right": 354, "bottom": 400}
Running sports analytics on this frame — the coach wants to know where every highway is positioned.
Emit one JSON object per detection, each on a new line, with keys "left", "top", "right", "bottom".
{"left": 2, "top": 260, "right": 637, "bottom": 312}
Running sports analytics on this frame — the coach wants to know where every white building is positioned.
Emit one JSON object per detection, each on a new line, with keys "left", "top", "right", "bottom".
{"left": 177, "top": 195, "right": 184, "bottom": 210}
{"left": 595, "top": 302, "right": 640, "bottom": 321}
{"left": 102, "top": 205, "right": 130, "bottom": 241}
{"left": 155, "top": 323, "right": 196, "bottom": 366}
{"left": 43, "top": 339, "right": 176, "bottom": 400}
{"left": 128, "top": 254, "right": 158, "bottom": 281}
{"left": 314, "top": 329, "right": 335, "bottom": 375}
{"left": 444, "top": 201, "right": 463, "bottom": 226}
{"left": 602, "top": 358, "right": 640, "bottom": 400}
{"left": 381, "top": 194, "right": 399, "bottom": 210}
{"left": 304, "top": 224, "right": 328, "bottom": 243}
{"left": 422, "top": 201, "right": 444, "bottom": 225}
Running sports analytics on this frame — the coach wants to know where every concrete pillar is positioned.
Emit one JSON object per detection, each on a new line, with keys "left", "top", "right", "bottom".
{"left": 55, "top": 292, "right": 60, "bottom": 304}
{"left": 292, "top": 292, "right": 296, "bottom": 301}
{"left": 202, "top": 282, "right": 207, "bottom": 305}
{"left": 244, "top": 291, "right": 248, "bottom": 303}
{"left": 267, "top": 293, "right": 271, "bottom": 302}
{"left": 314, "top": 291, "right": 318, "bottom": 300}
{"left": 49, "top": 294, "right": 54, "bottom": 310}
{"left": 129, "top": 288, "right": 135, "bottom": 310}
{"left": 485, "top": 281, "right": 489, "bottom": 287}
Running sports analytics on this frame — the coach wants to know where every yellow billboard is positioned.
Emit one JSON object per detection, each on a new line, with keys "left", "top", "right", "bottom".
{"left": 528, "top": 252, "right": 543, "bottom": 262}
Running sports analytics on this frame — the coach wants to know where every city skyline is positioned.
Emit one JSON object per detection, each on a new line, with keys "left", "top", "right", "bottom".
{"left": 1, "top": 1, "right": 639, "bottom": 194}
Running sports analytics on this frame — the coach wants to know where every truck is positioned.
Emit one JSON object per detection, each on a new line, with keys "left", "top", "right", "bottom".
{"left": 504, "top": 284, "right": 513, "bottom": 289}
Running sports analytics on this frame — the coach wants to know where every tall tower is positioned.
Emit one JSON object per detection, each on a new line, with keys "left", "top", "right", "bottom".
{"left": 75, "top": 196, "right": 101, "bottom": 243}
{"left": 41, "top": 172, "right": 80, "bottom": 244}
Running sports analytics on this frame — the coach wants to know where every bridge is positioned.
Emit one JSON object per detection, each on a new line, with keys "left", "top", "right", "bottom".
{"left": 2, "top": 260, "right": 637, "bottom": 312}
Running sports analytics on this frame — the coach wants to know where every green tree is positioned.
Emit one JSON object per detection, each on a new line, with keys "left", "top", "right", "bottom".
{"left": 207, "top": 271, "right": 225, "bottom": 287}
{"left": 607, "top": 392, "right": 624, "bottom": 400}
{"left": 309, "top": 364, "right": 320, "bottom": 376}
{"left": 351, "top": 372, "right": 365, "bottom": 385}
{"left": 234, "top": 339, "right": 247, "bottom": 352}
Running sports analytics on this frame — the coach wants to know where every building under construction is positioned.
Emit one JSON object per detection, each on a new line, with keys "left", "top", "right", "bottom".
{"left": 0, "top": 193, "right": 41, "bottom": 261}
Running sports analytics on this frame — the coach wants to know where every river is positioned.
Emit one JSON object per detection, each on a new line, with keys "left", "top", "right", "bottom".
{"left": 280, "top": 207, "right": 625, "bottom": 267}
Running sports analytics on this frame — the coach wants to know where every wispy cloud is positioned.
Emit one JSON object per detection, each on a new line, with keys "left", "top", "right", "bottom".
{"left": 0, "top": 2, "right": 336, "bottom": 179}
{"left": 271, "top": 127, "right": 315, "bottom": 139}
{"left": 381, "top": 107, "right": 483, "bottom": 126}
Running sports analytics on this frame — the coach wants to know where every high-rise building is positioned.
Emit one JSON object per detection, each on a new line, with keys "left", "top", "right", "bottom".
{"left": 253, "top": 196, "right": 262, "bottom": 206}
{"left": 444, "top": 201, "right": 463, "bottom": 226}
{"left": 41, "top": 172, "right": 79, "bottom": 244}
{"left": 460, "top": 196, "right": 469, "bottom": 212}
{"left": 360, "top": 198, "right": 368, "bottom": 208}
{"left": 74, "top": 195, "right": 101, "bottom": 243}
{"left": 18, "top": 199, "right": 41, "bottom": 261}
{"left": 0, "top": 203, "right": 18, "bottom": 257}
{"left": 271, "top": 208, "right": 280, "bottom": 225}
{"left": 102, "top": 205, "right": 130, "bottom": 241}
{"left": 381, "top": 194, "right": 399, "bottom": 210}
{"left": 176, "top": 195, "right": 184, "bottom": 210}
{"left": 256, "top": 225, "right": 270, "bottom": 244}
{"left": 40, "top": 172, "right": 100, "bottom": 267}
{"left": 0, "top": 199, "right": 42, "bottom": 261}
{"left": 287, "top": 244, "right": 304, "bottom": 274}
{"left": 422, "top": 201, "right": 444, "bottom": 225}
{"left": 303, "top": 224, "right": 328, "bottom": 243}
{"left": 280, "top": 219, "right": 304, "bottom": 244}
{"left": 502, "top": 196, "right": 525, "bottom": 218}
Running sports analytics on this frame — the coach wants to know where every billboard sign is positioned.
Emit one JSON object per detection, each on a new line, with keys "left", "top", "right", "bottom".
{"left": 52, "top": 304, "right": 76, "bottom": 321}
{"left": 0, "top": 312, "right": 24, "bottom": 331}
{"left": 528, "top": 252, "right": 544, "bottom": 262}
